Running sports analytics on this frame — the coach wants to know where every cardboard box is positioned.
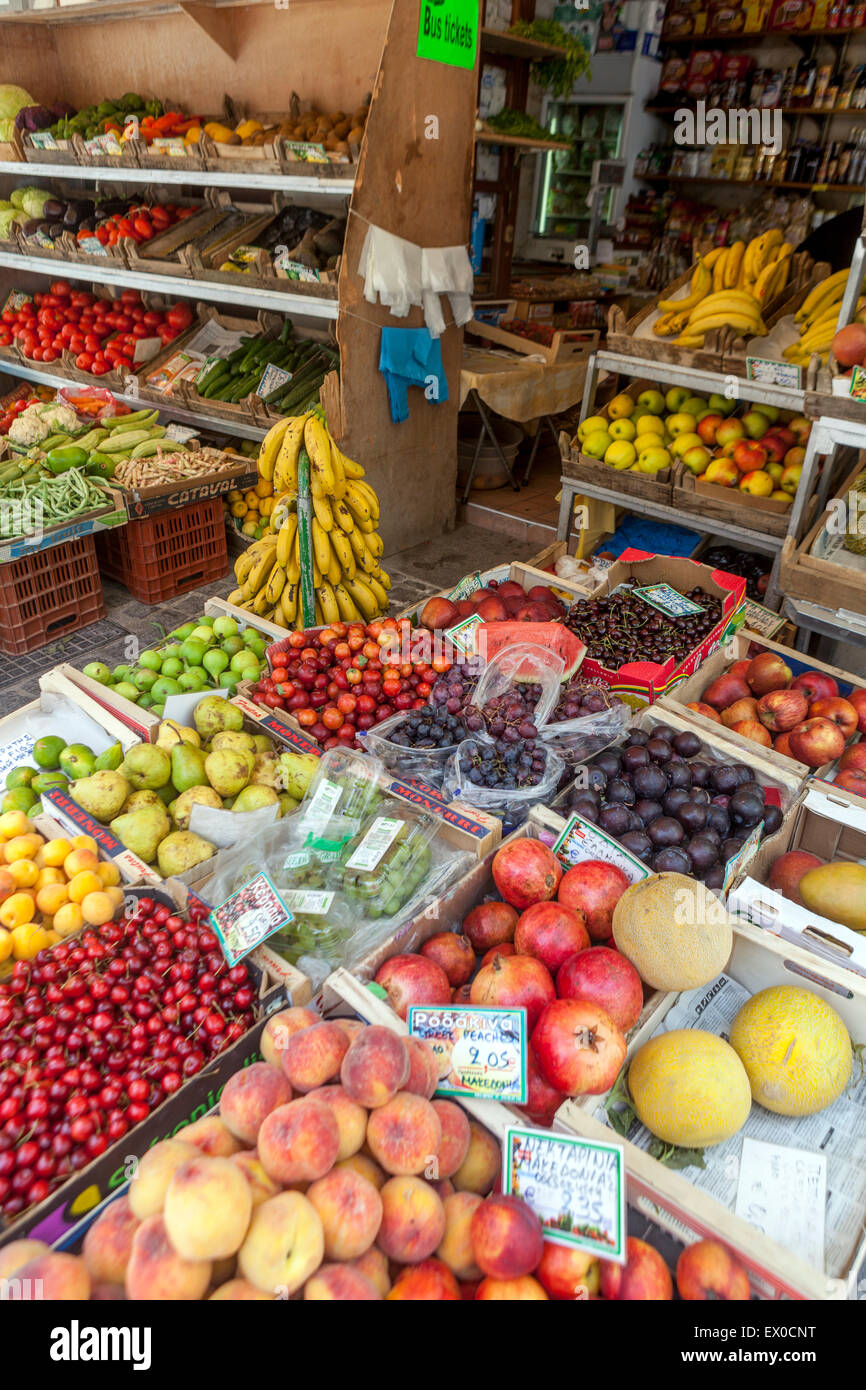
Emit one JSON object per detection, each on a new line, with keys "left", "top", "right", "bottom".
{"left": 729, "top": 784, "right": 866, "bottom": 982}
{"left": 661, "top": 630, "right": 861, "bottom": 784}
{"left": 42, "top": 663, "right": 161, "bottom": 746}
{"left": 394, "top": 556, "right": 598, "bottom": 624}
{"left": 0, "top": 681, "right": 138, "bottom": 796}
{"left": 119, "top": 453, "right": 257, "bottom": 519}
{"left": 575, "top": 549, "right": 746, "bottom": 706}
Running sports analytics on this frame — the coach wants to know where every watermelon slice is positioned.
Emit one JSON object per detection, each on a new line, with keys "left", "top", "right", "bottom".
{"left": 477, "top": 622, "right": 586, "bottom": 680}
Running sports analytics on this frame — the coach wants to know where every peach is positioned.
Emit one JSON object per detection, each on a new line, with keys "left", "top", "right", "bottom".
{"left": 210, "top": 1278, "right": 273, "bottom": 1301}
{"left": 377, "top": 1176, "right": 446, "bottom": 1264}
{"left": 164, "top": 1155, "right": 253, "bottom": 1261}
{"left": 0, "top": 1238, "right": 49, "bottom": 1280}
{"left": 307, "top": 1084, "right": 366, "bottom": 1160}
{"left": 258, "top": 1097, "right": 340, "bottom": 1184}
{"left": 536, "top": 1240, "right": 598, "bottom": 1299}
{"left": 229, "top": 1151, "right": 281, "bottom": 1208}
{"left": 90, "top": 1282, "right": 126, "bottom": 1301}
{"left": 82, "top": 1196, "right": 140, "bottom": 1285}
{"left": 431, "top": 1099, "right": 471, "bottom": 1178}
{"left": 453, "top": 1120, "right": 501, "bottom": 1195}
{"left": 470, "top": 1195, "right": 543, "bottom": 1279}
{"left": 366, "top": 1092, "right": 442, "bottom": 1176}
{"left": 238, "top": 1191, "right": 324, "bottom": 1296}
{"left": 128, "top": 1139, "right": 197, "bottom": 1219}
{"left": 386, "top": 1257, "right": 461, "bottom": 1300}
{"left": 676, "top": 1239, "right": 750, "bottom": 1300}
{"left": 336, "top": 1153, "right": 386, "bottom": 1189}
{"left": 15, "top": 1252, "right": 90, "bottom": 1301}
{"left": 420, "top": 932, "right": 475, "bottom": 986}
{"left": 332, "top": 1018, "right": 365, "bottom": 1043}
{"left": 307, "top": 1167, "right": 383, "bottom": 1260}
{"left": 351, "top": 1246, "right": 391, "bottom": 1296}
{"left": 600, "top": 1236, "right": 673, "bottom": 1300}
{"left": 219, "top": 1061, "right": 293, "bottom": 1144}
{"left": 402, "top": 1036, "right": 439, "bottom": 1099}
{"left": 436, "top": 1191, "right": 483, "bottom": 1279}
{"left": 125, "top": 1215, "right": 211, "bottom": 1301}
{"left": 180, "top": 1116, "right": 243, "bottom": 1157}
{"left": 476, "top": 1275, "right": 548, "bottom": 1299}
{"left": 304, "top": 1263, "right": 382, "bottom": 1300}
{"left": 260, "top": 1006, "right": 319, "bottom": 1066}
{"left": 340, "top": 1024, "right": 410, "bottom": 1107}
{"left": 282, "top": 1020, "right": 350, "bottom": 1092}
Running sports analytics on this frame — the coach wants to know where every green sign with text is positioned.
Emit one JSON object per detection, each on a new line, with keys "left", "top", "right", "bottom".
{"left": 417, "top": 0, "right": 478, "bottom": 69}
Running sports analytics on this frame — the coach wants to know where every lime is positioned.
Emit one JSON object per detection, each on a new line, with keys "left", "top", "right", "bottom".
{"left": 5, "top": 766, "right": 36, "bottom": 791}
{"left": 2, "top": 787, "right": 38, "bottom": 814}
{"left": 31, "top": 771, "right": 69, "bottom": 796}
{"left": 32, "top": 735, "right": 66, "bottom": 770}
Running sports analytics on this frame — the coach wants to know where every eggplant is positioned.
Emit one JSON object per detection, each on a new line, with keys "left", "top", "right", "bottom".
{"left": 63, "top": 203, "right": 82, "bottom": 226}
{"left": 48, "top": 221, "right": 65, "bottom": 238}
{"left": 20, "top": 218, "right": 42, "bottom": 238}
{"left": 43, "top": 199, "right": 65, "bottom": 220}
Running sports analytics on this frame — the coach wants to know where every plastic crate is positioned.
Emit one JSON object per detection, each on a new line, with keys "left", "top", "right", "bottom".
{"left": 96, "top": 497, "right": 228, "bottom": 604}
{"left": 0, "top": 536, "right": 105, "bottom": 655}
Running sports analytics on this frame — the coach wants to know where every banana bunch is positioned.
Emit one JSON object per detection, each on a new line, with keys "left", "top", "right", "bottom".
{"left": 227, "top": 411, "right": 390, "bottom": 630}
{"left": 654, "top": 230, "right": 792, "bottom": 345}
{"left": 784, "top": 269, "right": 861, "bottom": 366}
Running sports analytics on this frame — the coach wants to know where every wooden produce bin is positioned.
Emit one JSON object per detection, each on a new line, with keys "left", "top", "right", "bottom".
{"left": 673, "top": 461, "right": 799, "bottom": 541}
{"left": 558, "top": 916, "right": 866, "bottom": 1300}
{"left": 465, "top": 318, "right": 599, "bottom": 365}
{"left": 661, "top": 630, "right": 862, "bottom": 785}
{"left": 779, "top": 459, "right": 866, "bottom": 617}
{"left": 558, "top": 376, "right": 676, "bottom": 507}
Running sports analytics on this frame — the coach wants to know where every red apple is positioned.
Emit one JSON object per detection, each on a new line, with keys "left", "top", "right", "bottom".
{"left": 492, "top": 838, "right": 562, "bottom": 911}
{"left": 809, "top": 696, "right": 859, "bottom": 741}
{"left": 759, "top": 432, "right": 787, "bottom": 464}
{"left": 531, "top": 999, "right": 626, "bottom": 1097}
{"left": 789, "top": 716, "right": 846, "bottom": 767}
{"left": 686, "top": 701, "right": 721, "bottom": 723}
{"left": 514, "top": 901, "right": 590, "bottom": 975}
{"left": 420, "top": 596, "right": 459, "bottom": 631}
{"left": 462, "top": 900, "right": 518, "bottom": 953}
{"left": 746, "top": 651, "right": 792, "bottom": 695}
{"left": 847, "top": 689, "right": 866, "bottom": 734}
{"left": 839, "top": 743, "right": 866, "bottom": 773}
{"left": 557, "top": 861, "right": 631, "bottom": 942}
{"left": 755, "top": 687, "right": 808, "bottom": 733}
{"left": 600, "top": 1237, "right": 673, "bottom": 1301}
{"left": 729, "top": 660, "right": 751, "bottom": 680}
{"left": 475, "top": 594, "right": 508, "bottom": 623}
{"left": 555, "top": 946, "right": 643, "bottom": 1032}
{"left": 374, "top": 954, "right": 452, "bottom": 1020}
{"left": 676, "top": 1240, "right": 750, "bottom": 1301}
{"left": 469, "top": 953, "right": 555, "bottom": 1031}
{"left": 733, "top": 439, "right": 768, "bottom": 474}
{"left": 790, "top": 670, "right": 839, "bottom": 703}
{"left": 696, "top": 414, "right": 724, "bottom": 445}
{"left": 768, "top": 849, "right": 825, "bottom": 905}
{"left": 835, "top": 768, "right": 866, "bottom": 798}
{"left": 702, "top": 673, "right": 751, "bottom": 710}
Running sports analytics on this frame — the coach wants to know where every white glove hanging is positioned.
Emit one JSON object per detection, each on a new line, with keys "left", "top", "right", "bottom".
{"left": 358, "top": 224, "right": 422, "bottom": 319}
{"left": 421, "top": 245, "right": 474, "bottom": 338}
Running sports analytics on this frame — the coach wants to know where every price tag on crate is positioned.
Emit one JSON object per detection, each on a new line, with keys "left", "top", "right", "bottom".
{"left": 735, "top": 1137, "right": 826, "bottom": 1267}
{"left": 553, "top": 813, "right": 650, "bottom": 882}
{"left": 742, "top": 599, "right": 786, "bottom": 639}
{"left": 164, "top": 422, "right": 199, "bottom": 444}
{"left": 284, "top": 140, "right": 329, "bottom": 163}
{"left": 85, "top": 131, "right": 124, "bottom": 158}
{"left": 152, "top": 137, "right": 188, "bottom": 157}
{"left": 256, "top": 363, "right": 293, "bottom": 398}
{"left": 408, "top": 1005, "right": 527, "bottom": 1103}
{"left": 849, "top": 366, "right": 866, "bottom": 403}
{"left": 76, "top": 236, "right": 109, "bottom": 257}
{"left": 634, "top": 583, "right": 705, "bottom": 617}
{"left": 746, "top": 356, "right": 802, "bottom": 390}
{"left": 209, "top": 871, "right": 293, "bottom": 967}
{"left": 196, "top": 354, "right": 222, "bottom": 387}
{"left": 30, "top": 130, "right": 59, "bottom": 150}
{"left": 274, "top": 253, "right": 321, "bottom": 283}
{"left": 445, "top": 613, "right": 484, "bottom": 655}
{"left": 503, "top": 1126, "right": 627, "bottom": 1264}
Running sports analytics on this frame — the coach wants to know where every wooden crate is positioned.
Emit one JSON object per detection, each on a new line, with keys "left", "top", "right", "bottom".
{"left": 672, "top": 462, "right": 798, "bottom": 540}
{"left": 465, "top": 318, "right": 599, "bottom": 365}
{"left": 778, "top": 458, "right": 866, "bottom": 617}
{"left": 558, "top": 917, "right": 866, "bottom": 1300}
{"left": 559, "top": 375, "right": 676, "bottom": 505}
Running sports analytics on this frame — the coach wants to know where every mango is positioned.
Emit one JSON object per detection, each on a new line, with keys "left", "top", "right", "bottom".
{"left": 799, "top": 861, "right": 866, "bottom": 933}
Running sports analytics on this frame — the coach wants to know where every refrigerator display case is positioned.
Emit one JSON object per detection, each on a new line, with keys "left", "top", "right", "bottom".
{"left": 535, "top": 97, "right": 626, "bottom": 240}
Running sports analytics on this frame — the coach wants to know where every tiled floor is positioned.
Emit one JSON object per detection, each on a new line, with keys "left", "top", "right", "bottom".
{"left": 461, "top": 438, "right": 563, "bottom": 546}
{"left": 0, "top": 523, "right": 539, "bottom": 717}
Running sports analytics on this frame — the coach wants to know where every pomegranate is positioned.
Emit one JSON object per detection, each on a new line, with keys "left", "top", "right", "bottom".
{"left": 531, "top": 999, "right": 626, "bottom": 1096}
{"left": 469, "top": 953, "right": 555, "bottom": 1030}
{"left": 556, "top": 947, "right": 643, "bottom": 1033}
{"left": 557, "top": 861, "right": 630, "bottom": 942}
{"left": 513, "top": 901, "right": 590, "bottom": 975}
{"left": 462, "top": 900, "right": 518, "bottom": 953}
{"left": 520, "top": 1043, "right": 565, "bottom": 1127}
{"left": 374, "top": 954, "right": 451, "bottom": 1020}
{"left": 492, "top": 839, "right": 562, "bottom": 911}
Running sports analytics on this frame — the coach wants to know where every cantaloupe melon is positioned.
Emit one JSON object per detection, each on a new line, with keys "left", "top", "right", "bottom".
{"left": 729, "top": 985, "right": 852, "bottom": 1117}
{"left": 611, "top": 873, "right": 733, "bottom": 992}
{"left": 628, "top": 1030, "right": 751, "bottom": 1148}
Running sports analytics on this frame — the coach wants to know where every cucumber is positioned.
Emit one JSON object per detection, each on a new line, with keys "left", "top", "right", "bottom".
{"left": 129, "top": 438, "right": 167, "bottom": 459}
{"left": 75, "top": 428, "right": 110, "bottom": 451}
{"left": 100, "top": 429, "right": 154, "bottom": 452}
{"left": 41, "top": 432, "right": 74, "bottom": 452}
{"left": 108, "top": 410, "right": 158, "bottom": 432}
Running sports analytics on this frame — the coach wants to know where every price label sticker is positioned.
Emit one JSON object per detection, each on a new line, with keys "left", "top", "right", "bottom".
{"left": 280, "top": 889, "right": 335, "bottom": 916}
{"left": 30, "top": 130, "right": 59, "bottom": 150}
{"left": 635, "top": 583, "right": 705, "bottom": 617}
{"left": 301, "top": 776, "right": 344, "bottom": 831}
{"left": 345, "top": 816, "right": 403, "bottom": 871}
{"left": 741, "top": 599, "right": 786, "bottom": 639}
{"left": 164, "top": 422, "right": 199, "bottom": 444}
{"left": 284, "top": 140, "right": 329, "bottom": 163}
{"left": 408, "top": 1005, "right": 527, "bottom": 1103}
{"left": 209, "top": 871, "right": 293, "bottom": 967}
{"left": 504, "top": 1127, "right": 627, "bottom": 1263}
{"left": 152, "top": 137, "right": 188, "bottom": 157}
{"left": 256, "top": 363, "right": 292, "bottom": 398}
{"left": 195, "top": 354, "right": 222, "bottom": 386}
{"left": 746, "top": 356, "right": 802, "bottom": 390}
{"left": 849, "top": 365, "right": 866, "bottom": 403}
{"left": 553, "top": 814, "right": 650, "bottom": 881}
{"left": 445, "top": 613, "right": 484, "bottom": 655}
{"left": 77, "top": 236, "right": 109, "bottom": 257}
{"left": 85, "top": 131, "right": 124, "bottom": 158}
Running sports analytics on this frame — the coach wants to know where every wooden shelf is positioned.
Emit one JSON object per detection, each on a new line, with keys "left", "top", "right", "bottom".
{"left": 660, "top": 24, "right": 863, "bottom": 43}
{"left": 480, "top": 27, "right": 567, "bottom": 61}
{"left": 0, "top": 157, "right": 354, "bottom": 194}
{"left": 476, "top": 128, "right": 571, "bottom": 151}
{"left": 639, "top": 171, "right": 863, "bottom": 192}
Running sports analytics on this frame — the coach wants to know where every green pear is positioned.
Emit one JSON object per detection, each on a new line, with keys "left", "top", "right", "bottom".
{"left": 59, "top": 744, "right": 96, "bottom": 781}
{"left": 211, "top": 730, "right": 256, "bottom": 755}
{"left": 205, "top": 749, "right": 254, "bottom": 797}
{"left": 232, "top": 784, "right": 279, "bottom": 813}
{"left": 110, "top": 804, "right": 171, "bottom": 862}
{"left": 122, "top": 789, "right": 164, "bottom": 815}
{"left": 278, "top": 793, "right": 300, "bottom": 817}
{"left": 94, "top": 742, "right": 124, "bottom": 773}
{"left": 121, "top": 744, "right": 172, "bottom": 791}
{"left": 193, "top": 695, "right": 244, "bottom": 739}
{"left": 71, "top": 770, "right": 130, "bottom": 822}
{"left": 173, "top": 785, "right": 223, "bottom": 832}
{"left": 156, "top": 720, "right": 201, "bottom": 751}
{"left": 157, "top": 831, "right": 216, "bottom": 878}
{"left": 251, "top": 734, "right": 272, "bottom": 753}
{"left": 83, "top": 661, "right": 111, "bottom": 685}
{"left": 156, "top": 784, "right": 175, "bottom": 806}
{"left": 251, "top": 752, "right": 279, "bottom": 788}
{"left": 171, "top": 743, "right": 209, "bottom": 794}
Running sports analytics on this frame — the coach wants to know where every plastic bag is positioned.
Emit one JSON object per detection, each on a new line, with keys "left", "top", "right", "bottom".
{"left": 57, "top": 385, "right": 122, "bottom": 421}
{"left": 298, "top": 746, "right": 386, "bottom": 830}
{"left": 329, "top": 807, "right": 442, "bottom": 920}
{"left": 465, "top": 642, "right": 565, "bottom": 737}
{"left": 541, "top": 686, "right": 631, "bottom": 770}
{"left": 443, "top": 736, "right": 566, "bottom": 830}
{"left": 360, "top": 712, "right": 456, "bottom": 786}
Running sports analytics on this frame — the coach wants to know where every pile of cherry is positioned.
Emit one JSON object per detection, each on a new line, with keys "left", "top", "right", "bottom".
{"left": 0, "top": 899, "right": 255, "bottom": 1223}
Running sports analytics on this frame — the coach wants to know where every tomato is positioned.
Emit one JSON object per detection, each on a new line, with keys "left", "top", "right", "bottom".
{"left": 296, "top": 709, "right": 317, "bottom": 727}
{"left": 141, "top": 310, "right": 163, "bottom": 329}
{"left": 113, "top": 355, "right": 133, "bottom": 371}
{"left": 90, "top": 359, "right": 109, "bottom": 376}
{"left": 1, "top": 310, "right": 14, "bottom": 326}
{"left": 75, "top": 352, "right": 94, "bottom": 371}
{"left": 158, "top": 325, "right": 179, "bottom": 344}
{"left": 69, "top": 334, "right": 85, "bottom": 353}
{"left": 49, "top": 281, "right": 71, "bottom": 297}
{"left": 382, "top": 679, "right": 401, "bottom": 699}
{"left": 30, "top": 346, "right": 43, "bottom": 361}
{"left": 41, "top": 347, "right": 58, "bottom": 362}
{"left": 167, "top": 303, "right": 193, "bottom": 330}
{"left": 119, "top": 289, "right": 141, "bottom": 305}
{"left": 129, "top": 306, "right": 145, "bottom": 322}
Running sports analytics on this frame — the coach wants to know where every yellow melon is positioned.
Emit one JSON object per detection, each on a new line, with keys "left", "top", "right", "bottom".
{"left": 628, "top": 1030, "right": 751, "bottom": 1148}
{"left": 612, "top": 873, "right": 733, "bottom": 992}
{"left": 729, "top": 985, "right": 852, "bottom": 1117}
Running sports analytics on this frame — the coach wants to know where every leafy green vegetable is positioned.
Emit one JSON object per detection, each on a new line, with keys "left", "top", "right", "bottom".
{"left": 485, "top": 108, "right": 558, "bottom": 142}
{"left": 0, "top": 85, "right": 35, "bottom": 123}
{"left": 508, "top": 20, "right": 592, "bottom": 98}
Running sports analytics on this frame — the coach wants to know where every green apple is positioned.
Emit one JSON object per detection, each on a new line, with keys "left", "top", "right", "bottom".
{"left": 681, "top": 444, "right": 712, "bottom": 475}
{"left": 671, "top": 431, "right": 704, "bottom": 459}
{"left": 609, "top": 418, "right": 636, "bottom": 442}
{"left": 636, "top": 390, "right": 665, "bottom": 415}
{"left": 742, "top": 410, "right": 769, "bottom": 439}
{"left": 604, "top": 440, "right": 636, "bottom": 470}
{"left": 582, "top": 429, "right": 613, "bottom": 459}
{"left": 708, "top": 392, "right": 736, "bottom": 417}
{"left": 680, "top": 396, "right": 708, "bottom": 418}
{"left": 635, "top": 449, "right": 671, "bottom": 474}
{"left": 83, "top": 661, "right": 111, "bottom": 685}
{"left": 665, "top": 387, "right": 690, "bottom": 413}
{"left": 753, "top": 402, "right": 779, "bottom": 423}
{"left": 634, "top": 415, "right": 664, "bottom": 439}
{"left": 577, "top": 414, "right": 609, "bottom": 442}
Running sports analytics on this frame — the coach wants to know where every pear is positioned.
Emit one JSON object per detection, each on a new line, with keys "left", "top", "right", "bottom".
{"left": 122, "top": 789, "right": 164, "bottom": 815}
{"left": 252, "top": 734, "right": 272, "bottom": 753}
{"left": 73, "top": 770, "right": 130, "bottom": 823}
{"left": 156, "top": 720, "right": 201, "bottom": 751}
{"left": 193, "top": 695, "right": 244, "bottom": 739}
{"left": 279, "top": 793, "right": 300, "bottom": 817}
{"left": 232, "top": 784, "right": 279, "bottom": 813}
{"left": 94, "top": 741, "right": 124, "bottom": 773}
{"left": 157, "top": 830, "right": 216, "bottom": 878}
{"left": 279, "top": 750, "right": 318, "bottom": 801}
{"left": 173, "top": 785, "right": 223, "bottom": 832}
{"left": 211, "top": 730, "right": 257, "bottom": 755}
{"left": 110, "top": 804, "right": 171, "bottom": 863}
{"left": 170, "top": 743, "right": 209, "bottom": 794}
{"left": 251, "top": 752, "right": 279, "bottom": 788}
{"left": 205, "top": 749, "right": 254, "bottom": 797}
{"left": 121, "top": 744, "right": 172, "bottom": 791}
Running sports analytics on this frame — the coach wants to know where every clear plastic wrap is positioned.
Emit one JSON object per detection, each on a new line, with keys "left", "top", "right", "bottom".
{"left": 298, "top": 746, "right": 386, "bottom": 830}
{"left": 465, "top": 642, "right": 565, "bottom": 735}
{"left": 329, "top": 807, "right": 441, "bottom": 920}
{"left": 360, "top": 712, "right": 456, "bottom": 786}
{"left": 541, "top": 696, "right": 632, "bottom": 771}
{"left": 443, "top": 736, "right": 566, "bottom": 829}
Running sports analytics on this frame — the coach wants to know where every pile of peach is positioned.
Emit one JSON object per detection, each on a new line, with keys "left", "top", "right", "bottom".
{"left": 0, "top": 811, "right": 124, "bottom": 965}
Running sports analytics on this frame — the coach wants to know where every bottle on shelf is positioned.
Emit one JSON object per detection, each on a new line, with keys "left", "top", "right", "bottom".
{"left": 822, "top": 60, "right": 844, "bottom": 109}
{"left": 854, "top": 65, "right": 866, "bottom": 109}
{"left": 779, "top": 64, "right": 797, "bottom": 106}
{"left": 815, "top": 62, "right": 834, "bottom": 108}
{"left": 792, "top": 56, "right": 818, "bottom": 108}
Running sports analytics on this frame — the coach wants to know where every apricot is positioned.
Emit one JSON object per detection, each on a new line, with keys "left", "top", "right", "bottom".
{"left": 377, "top": 1177, "right": 446, "bottom": 1264}
{"left": 0, "top": 867, "right": 15, "bottom": 900}
{"left": 36, "top": 866, "right": 64, "bottom": 888}
{"left": 63, "top": 848, "right": 99, "bottom": 879}
{"left": 53, "top": 902, "right": 84, "bottom": 938}
{"left": 0, "top": 810, "right": 32, "bottom": 839}
{"left": 307, "top": 1168, "right": 383, "bottom": 1261}
{"left": 125, "top": 1215, "right": 211, "bottom": 1301}
{"left": 8, "top": 859, "right": 38, "bottom": 889}
{"left": 71, "top": 834, "right": 98, "bottom": 855}
{"left": 35, "top": 882, "right": 67, "bottom": 915}
{"left": 0, "top": 928, "right": 12, "bottom": 963}
{"left": 106, "top": 885, "right": 126, "bottom": 910}
{"left": 41, "top": 838, "right": 72, "bottom": 868}
{"left": 67, "top": 870, "right": 103, "bottom": 904}
{"left": 11, "top": 922, "right": 50, "bottom": 959}
{"left": 97, "top": 860, "right": 122, "bottom": 887}
{"left": 81, "top": 891, "right": 116, "bottom": 926}
{"left": 82, "top": 1197, "right": 140, "bottom": 1285}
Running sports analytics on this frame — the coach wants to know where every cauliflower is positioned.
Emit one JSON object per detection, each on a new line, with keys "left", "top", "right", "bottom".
{"left": 37, "top": 402, "right": 78, "bottom": 432}
{"left": 8, "top": 405, "right": 50, "bottom": 445}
